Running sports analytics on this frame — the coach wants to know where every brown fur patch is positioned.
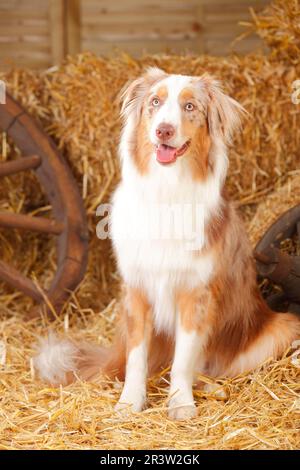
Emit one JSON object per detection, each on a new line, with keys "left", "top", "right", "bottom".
{"left": 186, "top": 120, "right": 212, "bottom": 181}
{"left": 154, "top": 85, "right": 168, "bottom": 101}
{"left": 125, "top": 287, "right": 152, "bottom": 352}
{"left": 205, "top": 195, "right": 230, "bottom": 249}
{"left": 121, "top": 68, "right": 167, "bottom": 175}
{"left": 148, "top": 332, "right": 174, "bottom": 376}
{"left": 147, "top": 85, "right": 168, "bottom": 117}
{"left": 133, "top": 113, "right": 153, "bottom": 175}
{"left": 177, "top": 287, "right": 211, "bottom": 333}
{"left": 179, "top": 88, "right": 195, "bottom": 103}
{"left": 205, "top": 205, "right": 277, "bottom": 372}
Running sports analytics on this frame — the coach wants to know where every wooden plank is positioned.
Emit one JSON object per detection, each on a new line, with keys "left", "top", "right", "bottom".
{"left": 83, "top": 31, "right": 199, "bottom": 42}
{"left": 0, "top": 10, "right": 48, "bottom": 20}
{"left": 65, "top": 0, "right": 81, "bottom": 56}
{"left": 201, "top": 0, "right": 267, "bottom": 5}
{"left": 203, "top": 23, "right": 254, "bottom": 36}
{"left": 84, "top": 34, "right": 199, "bottom": 43}
{"left": 205, "top": 36, "right": 263, "bottom": 55}
{"left": 83, "top": 0, "right": 200, "bottom": 4}
{"left": 82, "top": 38, "right": 202, "bottom": 56}
{"left": 0, "top": 43, "right": 50, "bottom": 53}
{"left": 82, "top": 21, "right": 202, "bottom": 40}
{"left": 0, "top": 36, "right": 49, "bottom": 45}
{"left": 0, "top": 0, "right": 48, "bottom": 10}
{"left": 196, "top": 2, "right": 205, "bottom": 55}
{"left": 49, "top": 0, "right": 65, "bottom": 65}
{"left": 205, "top": 12, "right": 259, "bottom": 23}
{"left": 82, "top": 12, "right": 197, "bottom": 25}
{"left": 1, "top": 58, "right": 51, "bottom": 70}
{"left": 204, "top": 1, "right": 268, "bottom": 16}
{"left": 82, "top": 0, "right": 200, "bottom": 12}
{"left": 1, "top": 55, "right": 51, "bottom": 65}
{"left": 82, "top": 7, "right": 196, "bottom": 17}
{"left": 0, "top": 18, "right": 48, "bottom": 27}
{"left": 0, "top": 25, "right": 48, "bottom": 36}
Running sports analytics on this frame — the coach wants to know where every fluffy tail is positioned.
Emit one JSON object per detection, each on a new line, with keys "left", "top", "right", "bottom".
{"left": 33, "top": 330, "right": 174, "bottom": 386}
{"left": 33, "top": 332, "right": 126, "bottom": 386}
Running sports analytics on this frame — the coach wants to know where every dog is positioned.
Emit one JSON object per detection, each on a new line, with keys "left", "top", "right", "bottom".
{"left": 35, "top": 68, "right": 300, "bottom": 420}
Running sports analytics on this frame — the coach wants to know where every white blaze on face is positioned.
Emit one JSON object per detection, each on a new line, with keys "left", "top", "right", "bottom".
{"left": 149, "top": 75, "right": 193, "bottom": 149}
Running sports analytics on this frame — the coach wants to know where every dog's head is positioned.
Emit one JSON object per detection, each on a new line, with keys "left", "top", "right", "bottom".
{"left": 120, "top": 68, "right": 245, "bottom": 174}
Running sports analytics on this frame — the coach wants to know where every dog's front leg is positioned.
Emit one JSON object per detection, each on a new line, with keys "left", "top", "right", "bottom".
{"left": 115, "top": 287, "right": 151, "bottom": 414}
{"left": 168, "top": 288, "right": 210, "bottom": 420}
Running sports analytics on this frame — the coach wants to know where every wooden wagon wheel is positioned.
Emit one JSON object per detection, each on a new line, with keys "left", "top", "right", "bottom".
{"left": 254, "top": 204, "right": 300, "bottom": 315}
{"left": 0, "top": 92, "right": 88, "bottom": 318}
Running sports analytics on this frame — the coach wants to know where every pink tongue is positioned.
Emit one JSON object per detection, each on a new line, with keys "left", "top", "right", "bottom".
{"left": 156, "top": 144, "right": 177, "bottom": 164}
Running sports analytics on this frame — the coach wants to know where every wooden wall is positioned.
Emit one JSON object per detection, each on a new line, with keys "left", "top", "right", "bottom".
{"left": 0, "top": 0, "right": 269, "bottom": 70}
{"left": 0, "top": 0, "right": 52, "bottom": 69}
{"left": 81, "top": 0, "right": 269, "bottom": 56}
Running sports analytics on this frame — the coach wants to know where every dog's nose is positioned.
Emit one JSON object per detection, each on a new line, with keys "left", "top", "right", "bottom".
{"left": 156, "top": 123, "right": 175, "bottom": 141}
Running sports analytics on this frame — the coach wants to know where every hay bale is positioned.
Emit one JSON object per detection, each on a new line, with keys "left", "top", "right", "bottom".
{"left": 248, "top": 172, "right": 300, "bottom": 245}
{"left": 249, "top": 0, "right": 300, "bottom": 63}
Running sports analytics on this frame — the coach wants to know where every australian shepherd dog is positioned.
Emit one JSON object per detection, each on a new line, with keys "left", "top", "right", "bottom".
{"left": 35, "top": 68, "right": 300, "bottom": 420}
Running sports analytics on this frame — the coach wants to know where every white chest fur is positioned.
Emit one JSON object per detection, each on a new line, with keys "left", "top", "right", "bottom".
{"left": 110, "top": 152, "right": 224, "bottom": 335}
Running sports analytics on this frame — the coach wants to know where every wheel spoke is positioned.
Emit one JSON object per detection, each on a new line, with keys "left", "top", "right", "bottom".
{"left": 0, "top": 155, "right": 41, "bottom": 177}
{"left": 0, "top": 260, "right": 43, "bottom": 302}
{"left": 0, "top": 212, "right": 64, "bottom": 235}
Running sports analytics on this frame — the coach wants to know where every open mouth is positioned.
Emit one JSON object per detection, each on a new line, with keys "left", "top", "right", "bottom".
{"left": 156, "top": 141, "right": 191, "bottom": 165}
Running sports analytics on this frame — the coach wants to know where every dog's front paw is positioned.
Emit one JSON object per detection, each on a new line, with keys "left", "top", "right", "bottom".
{"left": 115, "top": 391, "right": 145, "bottom": 416}
{"left": 168, "top": 397, "right": 197, "bottom": 420}
{"left": 114, "top": 401, "right": 135, "bottom": 417}
{"left": 203, "top": 383, "right": 227, "bottom": 399}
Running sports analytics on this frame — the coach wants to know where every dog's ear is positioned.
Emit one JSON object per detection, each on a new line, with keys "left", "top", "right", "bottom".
{"left": 201, "top": 74, "right": 247, "bottom": 144}
{"left": 119, "top": 67, "right": 167, "bottom": 121}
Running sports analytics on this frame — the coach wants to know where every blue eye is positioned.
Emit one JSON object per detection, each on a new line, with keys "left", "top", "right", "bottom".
{"left": 152, "top": 98, "right": 160, "bottom": 107}
{"left": 185, "top": 103, "right": 194, "bottom": 111}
